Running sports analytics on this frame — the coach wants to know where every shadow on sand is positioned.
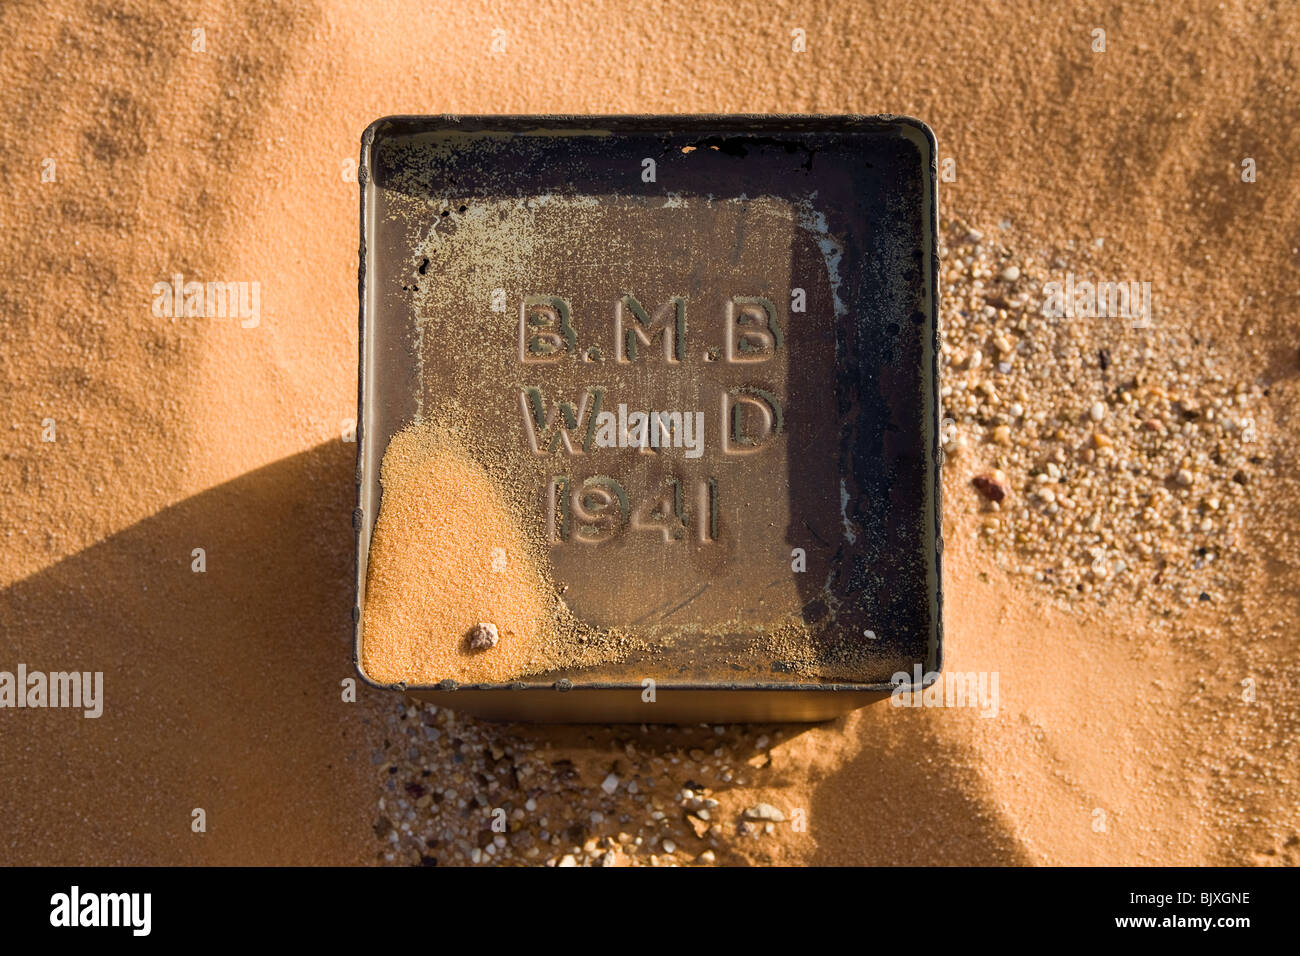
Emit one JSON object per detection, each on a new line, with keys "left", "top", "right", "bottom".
{"left": 0, "top": 441, "right": 384, "bottom": 865}
{"left": 2, "top": 439, "right": 1022, "bottom": 866}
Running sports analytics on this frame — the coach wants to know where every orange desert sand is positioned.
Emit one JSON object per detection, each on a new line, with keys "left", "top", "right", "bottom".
{"left": 1, "top": 0, "right": 1296, "bottom": 866}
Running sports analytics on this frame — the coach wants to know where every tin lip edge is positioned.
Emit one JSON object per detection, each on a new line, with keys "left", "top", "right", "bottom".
{"left": 908, "top": 117, "right": 945, "bottom": 678}
{"left": 374, "top": 679, "right": 904, "bottom": 694}
{"left": 352, "top": 118, "right": 379, "bottom": 689}
{"left": 357, "top": 112, "right": 937, "bottom": 137}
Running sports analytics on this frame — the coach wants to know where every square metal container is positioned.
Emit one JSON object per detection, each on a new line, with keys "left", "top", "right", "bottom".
{"left": 355, "top": 114, "right": 942, "bottom": 722}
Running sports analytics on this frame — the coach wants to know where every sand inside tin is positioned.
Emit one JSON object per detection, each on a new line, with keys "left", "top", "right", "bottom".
{"left": 361, "top": 425, "right": 552, "bottom": 684}
{"left": 361, "top": 423, "right": 645, "bottom": 684}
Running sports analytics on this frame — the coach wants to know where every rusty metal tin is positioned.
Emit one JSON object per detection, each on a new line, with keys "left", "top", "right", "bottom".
{"left": 355, "top": 115, "right": 942, "bottom": 722}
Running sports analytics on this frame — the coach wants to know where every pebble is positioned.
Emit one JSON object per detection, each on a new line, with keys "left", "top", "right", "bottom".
{"left": 1089, "top": 401, "right": 1106, "bottom": 422}
{"left": 467, "top": 622, "right": 498, "bottom": 650}
{"left": 1000, "top": 265, "right": 1021, "bottom": 282}
{"left": 600, "top": 773, "right": 620, "bottom": 794}
{"left": 972, "top": 470, "right": 1009, "bottom": 502}
{"left": 743, "top": 803, "right": 786, "bottom": 823}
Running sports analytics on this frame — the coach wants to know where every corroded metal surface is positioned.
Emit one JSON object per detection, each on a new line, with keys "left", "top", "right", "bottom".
{"left": 356, "top": 115, "right": 941, "bottom": 721}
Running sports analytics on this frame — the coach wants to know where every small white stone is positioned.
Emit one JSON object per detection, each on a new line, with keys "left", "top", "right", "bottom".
{"left": 467, "top": 622, "right": 499, "bottom": 650}
{"left": 600, "top": 773, "right": 619, "bottom": 794}
{"left": 1000, "top": 265, "right": 1020, "bottom": 282}
{"left": 662, "top": 840, "right": 677, "bottom": 854}
{"left": 1089, "top": 401, "right": 1106, "bottom": 422}
{"left": 743, "top": 802, "right": 786, "bottom": 823}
